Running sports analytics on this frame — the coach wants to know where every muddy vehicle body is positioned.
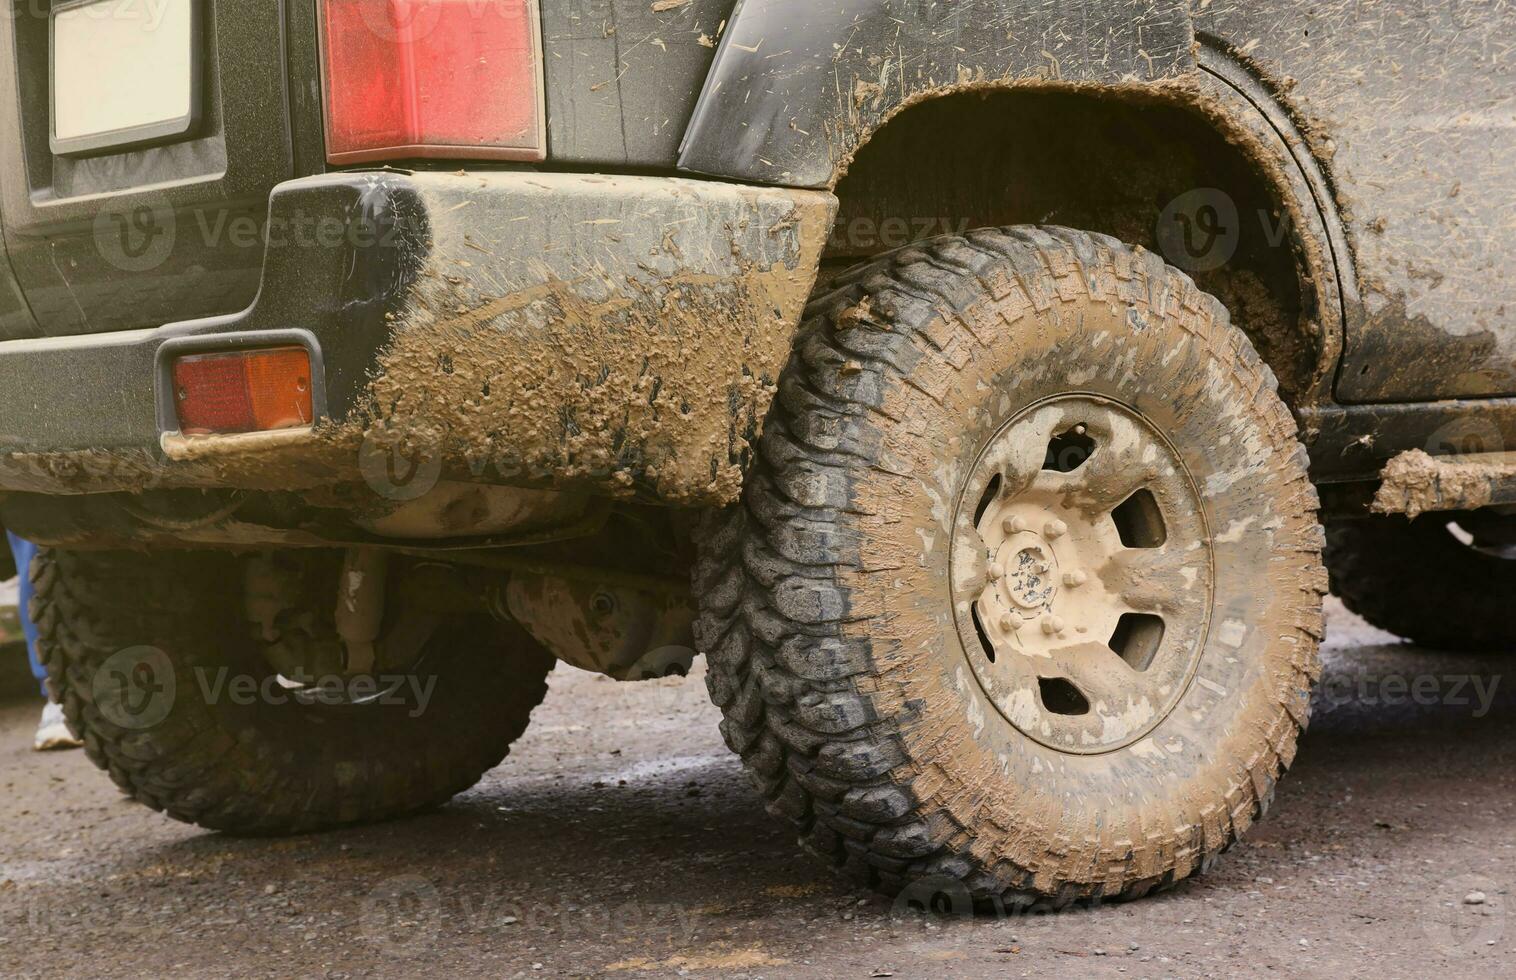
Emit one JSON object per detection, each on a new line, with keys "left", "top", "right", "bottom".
{"left": 2, "top": 0, "right": 1512, "bottom": 907}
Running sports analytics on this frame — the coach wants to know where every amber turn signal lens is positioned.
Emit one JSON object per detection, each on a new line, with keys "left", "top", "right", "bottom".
{"left": 172, "top": 347, "right": 313, "bottom": 436}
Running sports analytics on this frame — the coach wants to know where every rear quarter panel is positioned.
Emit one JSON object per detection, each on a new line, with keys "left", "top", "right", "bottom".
{"left": 1197, "top": 1, "right": 1516, "bottom": 402}
{"left": 543, "top": 0, "right": 737, "bottom": 166}
{"left": 682, "top": 0, "right": 1516, "bottom": 404}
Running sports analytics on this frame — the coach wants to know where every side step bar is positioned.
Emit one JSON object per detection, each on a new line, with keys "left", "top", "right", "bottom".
{"left": 1374, "top": 449, "right": 1516, "bottom": 517}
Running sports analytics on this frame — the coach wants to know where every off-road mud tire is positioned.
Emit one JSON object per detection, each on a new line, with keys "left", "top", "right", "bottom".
{"left": 1326, "top": 516, "right": 1516, "bottom": 650}
{"left": 33, "top": 547, "right": 554, "bottom": 834}
{"left": 694, "top": 226, "right": 1326, "bottom": 907}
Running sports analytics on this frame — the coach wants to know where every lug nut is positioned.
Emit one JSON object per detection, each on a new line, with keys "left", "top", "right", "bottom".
{"left": 999, "top": 613, "right": 1024, "bottom": 632}
{"left": 1063, "top": 570, "right": 1088, "bottom": 588}
{"left": 1041, "top": 614, "right": 1066, "bottom": 635}
{"left": 1044, "top": 519, "right": 1068, "bottom": 539}
{"left": 1002, "top": 515, "right": 1027, "bottom": 534}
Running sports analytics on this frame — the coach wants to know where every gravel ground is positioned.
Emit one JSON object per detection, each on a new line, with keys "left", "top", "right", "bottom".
{"left": 0, "top": 598, "right": 1511, "bottom": 978}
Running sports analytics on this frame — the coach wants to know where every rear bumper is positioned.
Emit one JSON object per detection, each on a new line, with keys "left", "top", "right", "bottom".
{"left": 0, "top": 171, "right": 835, "bottom": 506}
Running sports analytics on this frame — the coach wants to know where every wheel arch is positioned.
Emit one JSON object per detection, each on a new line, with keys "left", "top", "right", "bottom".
{"left": 682, "top": 12, "right": 1354, "bottom": 407}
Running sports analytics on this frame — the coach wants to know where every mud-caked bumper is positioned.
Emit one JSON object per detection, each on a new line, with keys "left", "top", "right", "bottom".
{"left": 0, "top": 172, "right": 835, "bottom": 505}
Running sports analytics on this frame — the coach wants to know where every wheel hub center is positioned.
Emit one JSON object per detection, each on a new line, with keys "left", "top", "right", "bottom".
{"left": 995, "top": 535, "right": 1059, "bottom": 611}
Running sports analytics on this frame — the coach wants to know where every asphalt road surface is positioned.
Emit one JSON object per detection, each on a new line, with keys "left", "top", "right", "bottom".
{"left": 1, "top": 599, "right": 1512, "bottom": 978}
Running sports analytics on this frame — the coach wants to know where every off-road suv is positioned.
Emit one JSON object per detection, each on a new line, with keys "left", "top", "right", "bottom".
{"left": 3, "top": 0, "right": 1513, "bottom": 908}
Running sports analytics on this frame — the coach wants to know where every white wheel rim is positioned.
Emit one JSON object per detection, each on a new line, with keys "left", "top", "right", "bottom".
{"left": 949, "top": 394, "right": 1215, "bottom": 754}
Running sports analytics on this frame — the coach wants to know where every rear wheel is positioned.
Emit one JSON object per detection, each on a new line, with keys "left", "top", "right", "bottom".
{"left": 694, "top": 227, "right": 1325, "bottom": 906}
{"left": 1327, "top": 513, "right": 1516, "bottom": 650}
{"left": 34, "top": 547, "right": 554, "bottom": 834}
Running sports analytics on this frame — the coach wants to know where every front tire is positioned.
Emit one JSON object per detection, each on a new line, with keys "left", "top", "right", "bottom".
{"left": 34, "top": 547, "right": 554, "bottom": 834}
{"left": 694, "top": 227, "right": 1325, "bottom": 906}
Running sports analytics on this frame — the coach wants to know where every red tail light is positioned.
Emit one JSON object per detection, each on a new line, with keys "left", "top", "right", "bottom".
{"left": 318, "top": 0, "right": 545, "bottom": 165}
{"left": 172, "top": 348, "right": 314, "bottom": 436}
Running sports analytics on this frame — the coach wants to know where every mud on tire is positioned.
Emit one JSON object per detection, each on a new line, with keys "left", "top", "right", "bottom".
{"left": 33, "top": 547, "right": 554, "bottom": 834}
{"left": 694, "top": 226, "right": 1326, "bottom": 906}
